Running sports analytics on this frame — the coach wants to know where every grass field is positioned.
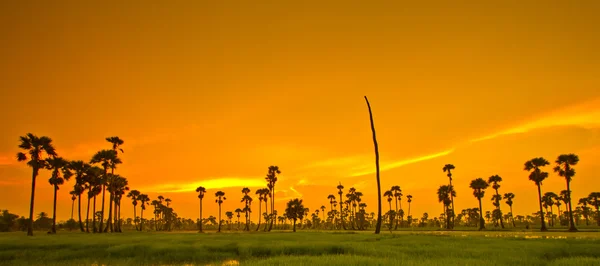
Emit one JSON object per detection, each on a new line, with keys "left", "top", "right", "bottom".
{"left": 1, "top": 230, "right": 600, "bottom": 265}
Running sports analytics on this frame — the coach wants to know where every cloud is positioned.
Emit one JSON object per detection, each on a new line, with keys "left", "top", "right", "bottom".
{"left": 0, "top": 155, "right": 16, "bottom": 166}
{"left": 348, "top": 149, "right": 455, "bottom": 177}
{"left": 471, "top": 98, "right": 600, "bottom": 143}
{"left": 138, "top": 177, "right": 266, "bottom": 193}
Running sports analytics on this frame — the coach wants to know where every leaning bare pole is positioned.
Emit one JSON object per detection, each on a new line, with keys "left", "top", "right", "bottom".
{"left": 364, "top": 96, "right": 382, "bottom": 234}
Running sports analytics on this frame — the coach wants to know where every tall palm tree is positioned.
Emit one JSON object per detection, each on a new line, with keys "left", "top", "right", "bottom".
{"left": 195, "top": 186, "right": 206, "bottom": 232}
{"left": 215, "top": 191, "right": 226, "bottom": 232}
{"left": 383, "top": 190, "right": 394, "bottom": 228}
{"left": 255, "top": 188, "right": 269, "bottom": 231}
{"left": 469, "top": 178, "right": 489, "bottom": 230}
{"left": 391, "top": 185, "right": 402, "bottom": 229}
{"left": 364, "top": 96, "right": 383, "bottom": 234}
{"left": 443, "top": 164, "right": 456, "bottom": 228}
{"left": 524, "top": 157, "right": 550, "bottom": 232}
{"left": 337, "top": 183, "right": 346, "bottom": 230}
{"left": 90, "top": 149, "right": 120, "bottom": 233}
{"left": 16, "top": 133, "right": 57, "bottom": 236}
{"left": 127, "top": 190, "right": 141, "bottom": 230}
{"left": 86, "top": 166, "right": 102, "bottom": 232}
{"left": 503, "top": 192, "right": 516, "bottom": 227}
{"left": 437, "top": 185, "right": 455, "bottom": 230}
{"left": 542, "top": 192, "right": 557, "bottom": 227}
{"left": 241, "top": 187, "right": 251, "bottom": 231}
{"left": 111, "top": 175, "right": 129, "bottom": 232}
{"left": 553, "top": 154, "right": 579, "bottom": 232}
{"left": 46, "top": 156, "right": 72, "bottom": 234}
{"left": 487, "top": 175, "right": 504, "bottom": 228}
{"left": 69, "top": 190, "right": 77, "bottom": 221}
{"left": 285, "top": 198, "right": 305, "bottom": 232}
{"left": 138, "top": 194, "right": 150, "bottom": 231}
{"left": 265, "top": 166, "right": 280, "bottom": 231}
{"left": 234, "top": 208, "right": 242, "bottom": 230}
{"left": 70, "top": 160, "right": 90, "bottom": 232}
{"left": 225, "top": 211, "right": 234, "bottom": 230}
{"left": 407, "top": 195, "right": 413, "bottom": 222}
{"left": 588, "top": 192, "right": 600, "bottom": 226}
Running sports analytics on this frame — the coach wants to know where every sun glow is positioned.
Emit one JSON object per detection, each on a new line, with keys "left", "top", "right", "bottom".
{"left": 139, "top": 177, "right": 266, "bottom": 193}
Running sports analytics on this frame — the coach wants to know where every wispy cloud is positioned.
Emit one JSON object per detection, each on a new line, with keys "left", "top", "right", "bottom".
{"left": 348, "top": 149, "right": 455, "bottom": 177}
{"left": 0, "top": 155, "right": 16, "bottom": 166}
{"left": 471, "top": 98, "right": 600, "bottom": 143}
{"left": 138, "top": 177, "right": 266, "bottom": 193}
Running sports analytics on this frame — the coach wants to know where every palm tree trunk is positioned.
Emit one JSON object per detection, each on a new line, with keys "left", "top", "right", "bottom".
{"left": 339, "top": 193, "right": 346, "bottom": 230}
{"left": 495, "top": 189, "right": 505, "bottom": 229}
{"left": 394, "top": 198, "right": 399, "bottom": 230}
{"left": 133, "top": 204, "right": 137, "bottom": 231}
{"left": 199, "top": 199, "right": 203, "bottom": 233}
{"left": 268, "top": 189, "right": 275, "bottom": 231}
{"left": 27, "top": 168, "right": 39, "bottom": 236}
{"left": 256, "top": 201, "right": 262, "bottom": 231}
{"left": 104, "top": 193, "right": 113, "bottom": 232}
{"left": 264, "top": 200, "right": 269, "bottom": 232}
{"left": 478, "top": 198, "right": 485, "bottom": 230}
{"left": 71, "top": 198, "right": 75, "bottom": 221}
{"left": 140, "top": 208, "right": 144, "bottom": 231}
{"left": 218, "top": 204, "right": 222, "bottom": 232}
{"left": 86, "top": 196, "right": 91, "bottom": 232}
{"left": 51, "top": 185, "right": 58, "bottom": 234}
{"left": 565, "top": 180, "right": 577, "bottom": 231}
{"left": 365, "top": 96, "right": 383, "bottom": 234}
{"left": 78, "top": 195, "right": 84, "bottom": 232}
{"left": 99, "top": 168, "right": 107, "bottom": 233}
{"left": 550, "top": 206, "right": 555, "bottom": 227}
{"left": 92, "top": 195, "right": 97, "bottom": 233}
{"left": 293, "top": 219, "right": 297, "bottom": 232}
{"left": 510, "top": 205, "right": 515, "bottom": 227}
{"left": 536, "top": 184, "right": 548, "bottom": 231}
{"left": 449, "top": 174, "right": 455, "bottom": 229}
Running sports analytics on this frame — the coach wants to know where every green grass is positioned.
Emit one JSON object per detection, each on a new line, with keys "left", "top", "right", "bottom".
{"left": 1, "top": 230, "right": 600, "bottom": 265}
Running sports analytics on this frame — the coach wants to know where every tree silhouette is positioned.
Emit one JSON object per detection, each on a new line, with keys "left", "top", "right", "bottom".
{"left": 470, "top": 178, "right": 489, "bottom": 230}
{"left": 46, "top": 156, "right": 72, "bottom": 234}
{"left": 195, "top": 186, "right": 206, "bottom": 232}
{"left": 407, "top": 195, "right": 413, "bottom": 224}
{"left": 336, "top": 183, "right": 346, "bottom": 230}
{"left": 437, "top": 185, "right": 455, "bottom": 230}
{"left": 90, "top": 149, "right": 120, "bottom": 233}
{"left": 69, "top": 160, "right": 90, "bottom": 232}
{"left": 255, "top": 188, "right": 269, "bottom": 231}
{"left": 443, "top": 164, "right": 456, "bottom": 228}
{"left": 383, "top": 190, "right": 394, "bottom": 229}
{"left": 364, "top": 96, "right": 382, "bottom": 234}
{"left": 127, "top": 190, "right": 140, "bottom": 230}
{"left": 503, "top": 192, "right": 516, "bottom": 227}
{"left": 69, "top": 190, "right": 77, "bottom": 221}
{"left": 234, "top": 208, "right": 242, "bottom": 230}
{"left": 215, "top": 191, "right": 226, "bottom": 232}
{"left": 488, "top": 175, "right": 505, "bottom": 229}
{"left": 225, "top": 211, "right": 234, "bottom": 230}
{"left": 265, "top": 166, "right": 280, "bottom": 231}
{"left": 525, "top": 157, "right": 550, "bottom": 232}
{"left": 588, "top": 192, "right": 600, "bottom": 226}
{"left": 578, "top": 197, "right": 591, "bottom": 226}
{"left": 553, "top": 154, "right": 579, "bottom": 231}
{"left": 17, "top": 133, "right": 57, "bottom": 236}
{"left": 391, "top": 186, "right": 402, "bottom": 229}
{"left": 138, "top": 194, "right": 150, "bottom": 231}
{"left": 285, "top": 198, "right": 305, "bottom": 232}
{"left": 542, "top": 192, "right": 557, "bottom": 227}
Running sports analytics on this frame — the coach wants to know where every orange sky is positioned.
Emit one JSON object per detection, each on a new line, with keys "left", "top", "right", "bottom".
{"left": 1, "top": 2, "right": 599, "bottom": 222}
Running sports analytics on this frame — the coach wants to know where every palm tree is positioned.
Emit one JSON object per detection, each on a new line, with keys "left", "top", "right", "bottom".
{"left": 578, "top": 197, "right": 591, "bottom": 226}
{"left": 553, "top": 154, "right": 579, "bottom": 231}
{"left": 265, "top": 166, "right": 280, "bottom": 231}
{"left": 69, "top": 160, "right": 90, "bottom": 232}
{"left": 588, "top": 192, "right": 600, "bottom": 226}
{"left": 234, "top": 208, "right": 242, "bottom": 230}
{"left": 285, "top": 198, "right": 305, "bottom": 232}
{"left": 443, "top": 164, "right": 456, "bottom": 228}
{"left": 138, "top": 194, "right": 150, "bottom": 231}
{"left": 195, "top": 186, "right": 206, "bottom": 232}
{"left": 46, "top": 156, "right": 72, "bottom": 234}
{"left": 255, "top": 188, "right": 269, "bottom": 231}
{"left": 487, "top": 175, "right": 505, "bottom": 228}
{"left": 90, "top": 149, "right": 120, "bottom": 233}
{"left": 391, "top": 185, "right": 402, "bottom": 229}
{"left": 407, "top": 195, "right": 413, "bottom": 222}
{"left": 383, "top": 190, "right": 394, "bottom": 229}
{"left": 437, "top": 185, "right": 455, "bottom": 230}
{"left": 542, "top": 192, "right": 558, "bottom": 227}
{"left": 16, "top": 133, "right": 57, "bottom": 236}
{"left": 470, "top": 178, "right": 489, "bottom": 230}
{"left": 225, "top": 211, "right": 234, "bottom": 230}
{"left": 364, "top": 96, "right": 383, "bottom": 234}
{"left": 127, "top": 190, "right": 141, "bottom": 230}
{"left": 503, "top": 192, "right": 516, "bottom": 227}
{"left": 215, "top": 191, "right": 226, "bottom": 232}
{"left": 337, "top": 183, "right": 346, "bottom": 230}
{"left": 69, "top": 190, "right": 77, "bottom": 220}
{"left": 86, "top": 166, "right": 102, "bottom": 232}
{"left": 111, "top": 175, "right": 128, "bottom": 232}
{"left": 320, "top": 205, "right": 326, "bottom": 223}
{"left": 524, "top": 157, "right": 550, "bottom": 232}
{"left": 241, "top": 187, "right": 251, "bottom": 231}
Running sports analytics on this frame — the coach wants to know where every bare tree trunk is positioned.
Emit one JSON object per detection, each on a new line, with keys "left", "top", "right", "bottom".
{"left": 364, "top": 96, "right": 383, "bottom": 234}
{"left": 51, "top": 185, "right": 58, "bottom": 234}
{"left": 27, "top": 168, "right": 39, "bottom": 236}
{"left": 78, "top": 195, "right": 85, "bottom": 232}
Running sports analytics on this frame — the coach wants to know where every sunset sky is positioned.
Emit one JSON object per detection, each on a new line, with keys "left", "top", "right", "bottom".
{"left": 1, "top": 2, "right": 599, "bottom": 222}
